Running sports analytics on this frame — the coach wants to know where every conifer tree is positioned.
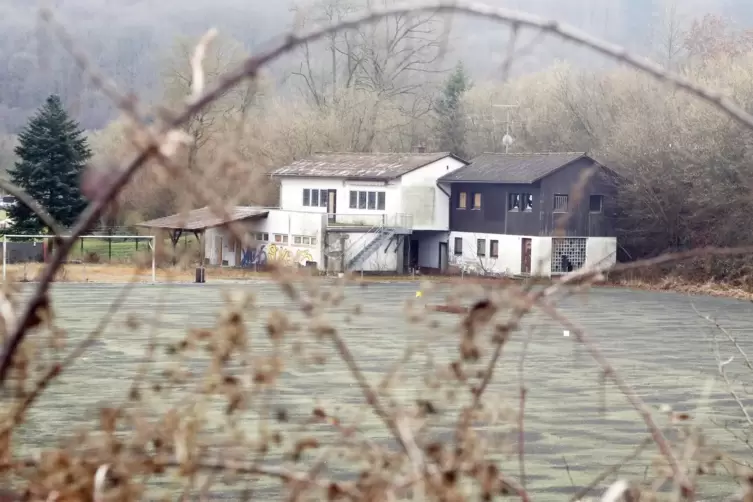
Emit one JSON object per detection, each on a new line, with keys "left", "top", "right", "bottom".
{"left": 435, "top": 61, "right": 471, "bottom": 159}
{"left": 7, "top": 95, "right": 91, "bottom": 234}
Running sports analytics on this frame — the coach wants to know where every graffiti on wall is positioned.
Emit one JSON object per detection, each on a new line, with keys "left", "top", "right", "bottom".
{"left": 240, "top": 243, "right": 314, "bottom": 268}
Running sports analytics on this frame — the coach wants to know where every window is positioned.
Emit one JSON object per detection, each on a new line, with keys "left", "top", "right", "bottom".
{"left": 311, "top": 237, "right": 317, "bottom": 246}
{"left": 522, "top": 194, "right": 533, "bottom": 212}
{"left": 274, "top": 234, "right": 289, "bottom": 244}
{"left": 292, "top": 236, "right": 314, "bottom": 246}
{"left": 349, "top": 190, "right": 385, "bottom": 211}
{"left": 303, "top": 188, "right": 329, "bottom": 207}
{"left": 508, "top": 193, "right": 520, "bottom": 211}
{"left": 262, "top": 233, "right": 269, "bottom": 241}
{"left": 472, "top": 193, "right": 482, "bottom": 210}
{"left": 477, "top": 239, "right": 486, "bottom": 257}
{"left": 589, "top": 195, "right": 603, "bottom": 213}
{"left": 458, "top": 192, "right": 467, "bottom": 209}
{"left": 553, "top": 194, "right": 569, "bottom": 213}
{"left": 509, "top": 193, "right": 533, "bottom": 212}
{"left": 490, "top": 240, "right": 499, "bottom": 258}
{"left": 454, "top": 237, "right": 463, "bottom": 256}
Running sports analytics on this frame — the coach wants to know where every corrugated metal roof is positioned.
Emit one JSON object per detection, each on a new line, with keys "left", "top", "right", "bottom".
{"left": 439, "top": 152, "right": 589, "bottom": 184}
{"left": 137, "top": 206, "right": 269, "bottom": 231}
{"left": 271, "top": 152, "right": 461, "bottom": 179}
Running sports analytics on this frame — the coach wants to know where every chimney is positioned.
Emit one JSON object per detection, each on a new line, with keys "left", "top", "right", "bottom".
{"left": 416, "top": 144, "right": 426, "bottom": 153}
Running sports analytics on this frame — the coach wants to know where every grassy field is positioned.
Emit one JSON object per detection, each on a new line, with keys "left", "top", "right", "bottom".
{"left": 11, "top": 280, "right": 753, "bottom": 499}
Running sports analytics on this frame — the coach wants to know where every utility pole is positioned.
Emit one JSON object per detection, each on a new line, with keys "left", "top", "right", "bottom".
{"left": 492, "top": 104, "right": 518, "bottom": 153}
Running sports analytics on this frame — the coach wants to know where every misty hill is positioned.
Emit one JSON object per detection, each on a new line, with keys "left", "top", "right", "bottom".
{"left": 0, "top": 0, "right": 750, "bottom": 132}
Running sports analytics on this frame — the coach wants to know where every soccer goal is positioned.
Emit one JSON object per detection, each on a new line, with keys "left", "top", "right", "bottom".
{"left": 1, "top": 234, "right": 157, "bottom": 283}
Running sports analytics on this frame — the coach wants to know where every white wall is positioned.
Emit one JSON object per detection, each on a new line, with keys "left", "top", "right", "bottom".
{"left": 449, "top": 232, "right": 524, "bottom": 276}
{"left": 400, "top": 156, "right": 466, "bottom": 230}
{"left": 337, "top": 232, "right": 400, "bottom": 272}
{"left": 205, "top": 210, "right": 326, "bottom": 269}
{"left": 278, "top": 177, "right": 403, "bottom": 226}
{"left": 531, "top": 237, "right": 552, "bottom": 276}
{"left": 585, "top": 237, "right": 617, "bottom": 270}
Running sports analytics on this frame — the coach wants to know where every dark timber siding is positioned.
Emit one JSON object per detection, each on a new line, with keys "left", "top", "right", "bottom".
{"left": 449, "top": 157, "right": 618, "bottom": 237}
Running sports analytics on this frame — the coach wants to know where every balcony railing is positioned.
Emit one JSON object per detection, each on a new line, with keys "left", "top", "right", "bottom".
{"left": 325, "top": 212, "right": 413, "bottom": 229}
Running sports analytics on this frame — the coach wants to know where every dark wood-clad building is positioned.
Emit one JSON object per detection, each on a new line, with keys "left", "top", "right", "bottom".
{"left": 438, "top": 152, "right": 620, "bottom": 275}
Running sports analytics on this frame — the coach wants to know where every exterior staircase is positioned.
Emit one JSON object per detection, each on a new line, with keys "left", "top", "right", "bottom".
{"left": 346, "top": 227, "right": 396, "bottom": 270}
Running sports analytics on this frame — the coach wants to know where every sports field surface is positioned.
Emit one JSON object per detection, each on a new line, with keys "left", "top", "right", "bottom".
{"left": 13, "top": 281, "right": 753, "bottom": 500}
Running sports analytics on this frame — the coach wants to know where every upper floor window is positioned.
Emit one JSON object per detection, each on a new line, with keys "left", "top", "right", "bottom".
{"left": 472, "top": 193, "right": 482, "bottom": 210}
{"left": 589, "top": 195, "right": 603, "bottom": 213}
{"left": 349, "top": 190, "right": 385, "bottom": 210}
{"left": 553, "top": 194, "right": 569, "bottom": 213}
{"left": 508, "top": 193, "right": 533, "bottom": 212}
{"left": 457, "top": 191, "right": 467, "bottom": 209}
{"left": 303, "top": 188, "right": 328, "bottom": 207}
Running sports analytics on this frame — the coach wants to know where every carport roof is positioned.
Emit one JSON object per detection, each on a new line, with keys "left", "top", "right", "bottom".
{"left": 137, "top": 206, "right": 269, "bottom": 231}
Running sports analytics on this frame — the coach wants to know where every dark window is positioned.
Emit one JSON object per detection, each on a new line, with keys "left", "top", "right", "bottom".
{"left": 358, "top": 191, "right": 367, "bottom": 209}
{"left": 589, "top": 194, "right": 603, "bottom": 213}
{"left": 490, "top": 240, "right": 499, "bottom": 258}
{"left": 367, "top": 191, "right": 376, "bottom": 209}
{"left": 454, "top": 237, "right": 463, "bottom": 255}
{"left": 303, "top": 189, "right": 311, "bottom": 206}
{"left": 458, "top": 192, "right": 467, "bottom": 209}
{"left": 311, "top": 189, "right": 319, "bottom": 207}
{"left": 522, "top": 193, "right": 533, "bottom": 212}
{"left": 349, "top": 191, "right": 357, "bottom": 209}
{"left": 553, "top": 194, "right": 568, "bottom": 213}
{"left": 377, "top": 192, "right": 386, "bottom": 210}
{"left": 508, "top": 193, "right": 520, "bottom": 211}
{"left": 477, "top": 239, "right": 486, "bottom": 257}
{"left": 320, "top": 190, "right": 329, "bottom": 207}
{"left": 472, "top": 193, "right": 482, "bottom": 210}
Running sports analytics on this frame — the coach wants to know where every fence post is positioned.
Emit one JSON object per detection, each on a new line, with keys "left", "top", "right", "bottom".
{"left": 108, "top": 239, "right": 112, "bottom": 262}
{"left": 151, "top": 236, "right": 157, "bottom": 283}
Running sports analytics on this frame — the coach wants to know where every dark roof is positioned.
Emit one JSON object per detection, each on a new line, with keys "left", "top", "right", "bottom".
{"left": 138, "top": 206, "right": 269, "bottom": 231}
{"left": 270, "top": 152, "right": 465, "bottom": 180}
{"left": 439, "top": 152, "right": 595, "bottom": 184}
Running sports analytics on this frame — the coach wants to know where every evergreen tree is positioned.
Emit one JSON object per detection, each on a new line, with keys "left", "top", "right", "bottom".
{"left": 435, "top": 61, "right": 470, "bottom": 159}
{"left": 7, "top": 95, "right": 91, "bottom": 234}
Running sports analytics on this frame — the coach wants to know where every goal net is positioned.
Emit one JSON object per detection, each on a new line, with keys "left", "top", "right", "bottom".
{"left": 1, "top": 234, "right": 156, "bottom": 283}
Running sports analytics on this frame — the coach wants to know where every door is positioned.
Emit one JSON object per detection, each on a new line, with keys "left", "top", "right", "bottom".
{"left": 327, "top": 189, "right": 337, "bottom": 223}
{"left": 521, "top": 238, "right": 532, "bottom": 274}
{"left": 409, "top": 240, "right": 419, "bottom": 270}
{"left": 438, "top": 242, "right": 449, "bottom": 272}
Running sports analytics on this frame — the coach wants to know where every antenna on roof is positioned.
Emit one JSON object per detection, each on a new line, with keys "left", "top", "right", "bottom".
{"left": 493, "top": 104, "right": 518, "bottom": 153}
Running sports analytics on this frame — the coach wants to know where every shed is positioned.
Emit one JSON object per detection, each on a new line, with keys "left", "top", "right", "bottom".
{"left": 137, "top": 206, "right": 269, "bottom": 263}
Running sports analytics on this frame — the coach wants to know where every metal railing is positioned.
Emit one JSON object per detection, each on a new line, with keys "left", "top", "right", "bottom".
{"left": 325, "top": 212, "right": 413, "bottom": 229}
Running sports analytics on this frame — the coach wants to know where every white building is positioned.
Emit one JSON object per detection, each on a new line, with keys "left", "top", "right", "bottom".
{"left": 270, "top": 151, "right": 468, "bottom": 273}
